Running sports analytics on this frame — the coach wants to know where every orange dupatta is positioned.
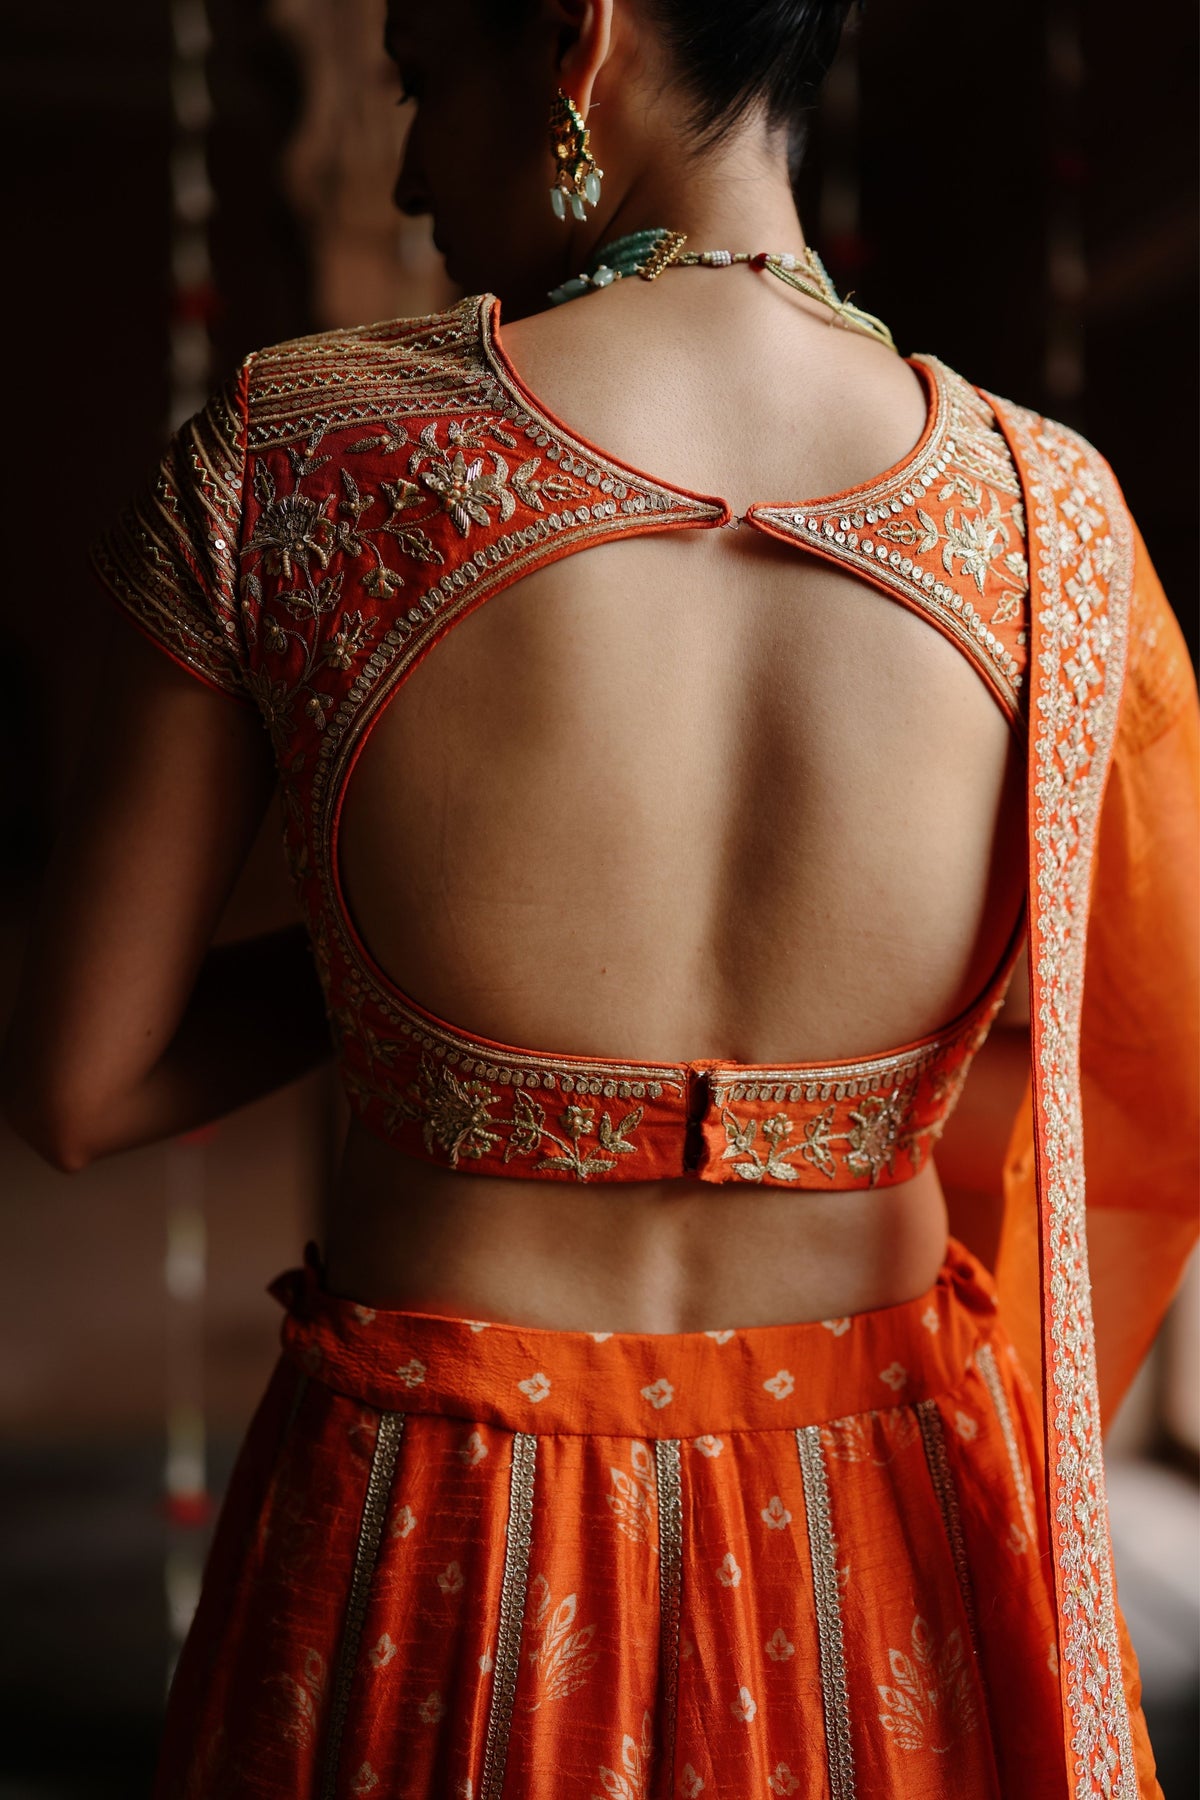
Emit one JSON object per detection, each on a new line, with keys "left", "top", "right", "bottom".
{"left": 981, "top": 394, "right": 1199, "bottom": 1799}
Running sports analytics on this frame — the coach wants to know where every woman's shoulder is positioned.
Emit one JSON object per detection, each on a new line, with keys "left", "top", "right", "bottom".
{"left": 238, "top": 293, "right": 495, "bottom": 430}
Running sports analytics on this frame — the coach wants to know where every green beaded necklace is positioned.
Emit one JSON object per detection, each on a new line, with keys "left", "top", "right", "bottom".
{"left": 548, "top": 225, "right": 896, "bottom": 352}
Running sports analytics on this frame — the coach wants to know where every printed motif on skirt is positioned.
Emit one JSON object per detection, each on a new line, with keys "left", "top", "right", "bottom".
{"left": 152, "top": 1239, "right": 1121, "bottom": 1800}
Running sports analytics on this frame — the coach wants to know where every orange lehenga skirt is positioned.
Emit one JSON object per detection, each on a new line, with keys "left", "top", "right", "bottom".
{"left": 155, "top": 1237, "right": 1119, "bottom": 1800}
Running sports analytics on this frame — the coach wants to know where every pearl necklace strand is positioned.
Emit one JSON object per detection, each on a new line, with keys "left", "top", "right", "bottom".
{"left": 547, "top": 225, "right": 896, "bottom": 352}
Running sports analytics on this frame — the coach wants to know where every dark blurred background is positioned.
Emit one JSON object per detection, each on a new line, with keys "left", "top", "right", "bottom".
{"left": 2, "top": 2, "right": 1197, "bottom": 1794}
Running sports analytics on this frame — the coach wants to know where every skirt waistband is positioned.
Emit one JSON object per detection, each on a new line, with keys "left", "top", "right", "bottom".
{"left": 270, "top": 1235, "right": 1002, "bottom": 1438}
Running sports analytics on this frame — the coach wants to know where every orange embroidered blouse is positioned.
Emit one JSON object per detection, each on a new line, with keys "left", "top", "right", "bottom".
{"left": 90, "top": 291, "right": 1032, "bottom": 1190}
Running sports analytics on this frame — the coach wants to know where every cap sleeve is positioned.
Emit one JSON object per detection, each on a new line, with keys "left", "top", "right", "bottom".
{"left": 88, "top": 357, "right": 255, "bottom": 701}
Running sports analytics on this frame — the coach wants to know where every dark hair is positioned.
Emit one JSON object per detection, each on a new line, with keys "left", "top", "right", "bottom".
{"left": 635, "top": 0, "right": 865, "bottom": 150}
{"left": 489, "top": 1, "right": 864, "bottom": 154}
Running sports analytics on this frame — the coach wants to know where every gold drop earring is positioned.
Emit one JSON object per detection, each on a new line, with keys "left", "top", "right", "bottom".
{"left": 548, "top": 88, "right": 603, "bottom": 222}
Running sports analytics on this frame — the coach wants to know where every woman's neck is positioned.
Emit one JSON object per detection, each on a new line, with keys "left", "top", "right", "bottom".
{"left": 558, "top": 132, "right": 810, "bottom": 280}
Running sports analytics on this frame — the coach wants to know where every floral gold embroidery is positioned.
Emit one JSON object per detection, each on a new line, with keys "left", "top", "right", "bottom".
{"left": 359, "top": 561, "right": 404, "bottom": 600}
{"left": 846, "top": 1091, "right": 911, "bottom": 1182}
{"left": 938, "top": 482, "right": 1015, "bottom": 596}
{"left": 248, "top": 490, "right": 336, "bottom": 580}
{"left": 511, "top": 455, "right": 592, "bottom": 513}
{"left": 722, "top": 1082, "right": 920, "bottom": 1186}
{"left": 325, "top": 610, "right": 376, "bottom": 670}
{"left": 419, "top": 440, "right": 517, "bottom": 536}
{"left": 392, "top": 1052, "right": 647, "bottom": 1178}
{"left": 526, "top": 1097, "right": 646, "bottom": 1177}
{"left": 720, "top": 1109, "right": 805, "bottom": 1181}
{"left": 443, "top": 412, "right": 518, "bottom": 451}
{"left": 396, "top": 1056, "right": 503, "bottom": 1166}
{"left": 379, "top": 473, "right": 422, "bottom": 514}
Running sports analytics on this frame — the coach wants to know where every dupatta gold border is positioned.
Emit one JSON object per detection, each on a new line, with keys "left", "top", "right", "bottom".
{"left": 983, "top": 390, "right": 1136, "bottom": 1797}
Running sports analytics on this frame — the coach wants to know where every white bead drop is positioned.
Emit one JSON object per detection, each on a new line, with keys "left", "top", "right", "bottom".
{"left": 569, "top": 191, "right": 587, "bottom": 221}
{"left": 584, "top": 170, "right": 601, "bottom": 205}
{"left": 549, "top": 186, "right": 566, "bottom": 221}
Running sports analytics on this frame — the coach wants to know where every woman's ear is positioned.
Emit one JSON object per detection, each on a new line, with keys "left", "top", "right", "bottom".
{"left": 543, "top": 0, "right": 615, "bottom": 114}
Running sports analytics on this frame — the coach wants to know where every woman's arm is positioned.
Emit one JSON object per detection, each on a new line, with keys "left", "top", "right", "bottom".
{"left": 0, "top": 615, "right": 333, "bottom": 1172}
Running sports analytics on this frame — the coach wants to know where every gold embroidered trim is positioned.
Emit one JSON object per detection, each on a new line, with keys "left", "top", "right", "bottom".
{"left": 712, "top": 1044, "right": 941, "bottom": 1104}
{"left": 479, "top": 1431, "right": 537, "bottom": 1800}
{"left": 797, "top": 1425, "right": 857, "bottom": 1799}
{"left": 654, "top": 1439, "right": 683, "bottom": 1796}
{"left": 974, "top": 1341, "right": 1038, "bottom": 1548}
{"left": 752, "top": 360, "right": 1027, "bottom": 725}
{"left": 246, "top": 299, "right": 486, "bottom": 448}
{"left": 344, "top": 998, "right": 688, "bottom": 1099}
{"left": 90, "top": 368, "right": 252, "bottom": 699}
{"left": 915, "top": 1398, "right": 979, "bottom": 1656}
{"left": 986, "top": 392, "right": 1137, "bottom": 1796}
{"left": 319, "top": 1409, "right": 405, "bottom": 1800}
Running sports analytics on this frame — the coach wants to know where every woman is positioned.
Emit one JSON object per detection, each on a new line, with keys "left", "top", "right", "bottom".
{"left": 2, "top": 1, "right": 1196, "bottom": 1796}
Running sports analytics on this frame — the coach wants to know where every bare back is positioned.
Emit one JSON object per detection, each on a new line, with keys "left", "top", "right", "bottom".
{"left": 325, "top": 273, "right": 1027, "bottom": 1329}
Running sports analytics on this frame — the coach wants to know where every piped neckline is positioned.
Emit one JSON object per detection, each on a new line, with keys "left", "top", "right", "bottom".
{"left": 479, "top": 292, "right": 943, "bottom": 526}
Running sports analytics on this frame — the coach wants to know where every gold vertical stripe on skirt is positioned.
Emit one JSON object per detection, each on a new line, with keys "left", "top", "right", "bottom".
{"left": 974, "top": 1340, "right": 1039, "bottom": 1543}
{"left": 319, "top": 1409, "right": 406, "bottom": 1800}
{"left": 654, "top": 1438, "right": 683, "bottom": 1798}
{"left": 478, "top": 1431, "right": 538, "bottom": 1800}
{"left": 796, "top": 1424, "right": 857, "bottom": 1800}
{"left": 915, "top": 1397, "right": 980, "bottom": 1655}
